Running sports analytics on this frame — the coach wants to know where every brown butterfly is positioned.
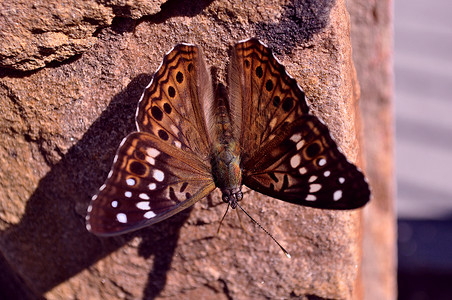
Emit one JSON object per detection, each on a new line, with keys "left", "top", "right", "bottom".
{"left": 86, "top": 38, "right": 370, "bottom": 236}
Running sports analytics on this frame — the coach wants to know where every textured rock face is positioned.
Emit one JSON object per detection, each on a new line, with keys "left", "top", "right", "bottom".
{"left": 0, "top": 0, "right": 393, "bottom": 299}
{"left": 349, "top": 0, "right": 396, "bottom": 299}
{"left": 0, "top": 0, "right": 165, "bottom": 71}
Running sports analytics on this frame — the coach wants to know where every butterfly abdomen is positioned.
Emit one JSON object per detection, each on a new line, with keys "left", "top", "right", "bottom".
{"left": 210, "top": 141, "right": 243, "bottom": 207}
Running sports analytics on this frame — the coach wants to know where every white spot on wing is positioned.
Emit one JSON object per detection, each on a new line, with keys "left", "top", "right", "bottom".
{"left": 299, "top": 167, "right": 307, "bottom": 175}
{"left": 334, "top": 190, "right": 343, "bottom": 201}
{"left": 111, "top": 200, "right": 118, "bottom": 208}
{"left": 146, "top": 157, "right": 156, "bottom": 165}
{"left": 136, "top": 201, "right": 151, "bottom": 210}
{"left": 290, "top": 154, "right": 301, "bottom": 168}
{"left": 148, "top": 183, "right": 157, "bottom": 190}
{"left": 318, "top": 158, "right": 326, "bottom": 166}
{"left": 308, "top": 176, "right": 317, "bottom": 183}
{"left": 99, "top": 184, "right": 106, "bottom": 191}
{"left": 108, "top": 170, "right": 113, "bottom": 178}
{"left": 146, "top": 148, "right": 160, "bottom": 157}
{"left": 290, "top": 133, "right": 302, "bottom": 143}
{"left": 153, "top": 169, "right": 165, "bottom": 182}
{"left": 139, "top": 193, "right": 150, "bottom": 200}
{"left": 339, "top": 177, "right": 345, "bottom": 184}
{"left": 125, "top": 191, "right": 132, "bottom": 198}
{"left": 92, "top": 195, "right": 98, "bottom": 201}
{"left": 116, "top": 213, "right": 127, "bottom": 223}
{"left": 144, "top": 211, "right": 156, "bottom": 219}
{"left": 87, "top": 205, "right": 92, "bottom": 213}
{"left": 126, "top": 178, "right": 136, "bottom": 186}
{"left": 296, "top": 140, "right": 305, "bottom": 150}
{"left": 324, "top": 170, "right": 331, "bottom": 177}
{"left": 309, "top": 184, "right": 322, "bottom": 193}
{"left": 305, "top": 194, "right": 316, "bottom": 201}
{"left": 86, "top": 224, "right": 91, "bottom": 231}
{"left": 174, "top": 140, "right": 182, "bottom": 148}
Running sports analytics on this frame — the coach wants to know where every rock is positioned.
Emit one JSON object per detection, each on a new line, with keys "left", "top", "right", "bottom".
{"left": 0, "top": 0, "right": 164, "bottom": 71}
{"left": 0, "top": 0, "right": 390, "bottom": 299}
{"left": 349, "top": 0, "right": 397, "bottom": 299}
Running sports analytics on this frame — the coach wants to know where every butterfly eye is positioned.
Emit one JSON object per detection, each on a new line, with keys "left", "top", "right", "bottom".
{"left": 222, "top": 194, "right": 229, "bottom": 203}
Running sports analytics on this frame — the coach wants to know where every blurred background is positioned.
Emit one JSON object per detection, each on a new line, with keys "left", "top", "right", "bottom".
{"left": 395, "top": 0, "right": 452, "bottom": 299}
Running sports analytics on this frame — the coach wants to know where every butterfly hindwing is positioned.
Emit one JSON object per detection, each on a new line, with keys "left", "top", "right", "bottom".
{"left": 87, "top": 132, "right": 216, "bottom": 236}
{"left": 242, "top": 115, "right": 370, "bottom": 209}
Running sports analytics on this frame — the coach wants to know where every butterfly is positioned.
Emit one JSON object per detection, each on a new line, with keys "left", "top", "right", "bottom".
{"left": 86, "top": 38, "right": 370, "bottom": 236}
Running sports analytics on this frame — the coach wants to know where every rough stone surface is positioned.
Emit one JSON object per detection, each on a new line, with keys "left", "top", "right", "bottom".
{"left": 0, "top": 0, "right": 381, "bottom": 299}
{"left": 0, "top": 0, "right": 165, "bottom": 71}
{"left": 349, "top": 0, "right": 396, "bottom": 299}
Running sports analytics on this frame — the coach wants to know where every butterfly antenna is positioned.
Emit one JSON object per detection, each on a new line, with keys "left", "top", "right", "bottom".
{"left": 236, "top": 202, "right": 291, "bottom": 258}
{"left": 217, "top": 203, "right": 230, "bottom": 235}
{"left": 235, "top": 208, "right": 252, "bottom": 235}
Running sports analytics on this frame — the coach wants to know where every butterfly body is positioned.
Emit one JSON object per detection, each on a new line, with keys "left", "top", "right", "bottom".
{"left": 211, "top": 139, "right": 243, "bottom": 208}
{"left": 209, "top": 84, "right": 243, "bottom": 208}
{"left": 86, "top": 38, "right": 370, "bottom": 236}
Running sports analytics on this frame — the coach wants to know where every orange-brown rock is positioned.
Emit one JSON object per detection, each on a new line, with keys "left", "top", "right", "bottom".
{"left": 0, "top": 0, "right": 394, "bottom": 299}
{"left": 349, "top": 0, "right": 396, "bottom": 299}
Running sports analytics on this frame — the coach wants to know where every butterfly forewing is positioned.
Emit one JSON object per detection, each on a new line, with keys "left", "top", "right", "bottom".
{"left": 87, "top": 43, "right": 216, "bottom": 236}
{"left": 232, "top": 38, "right": 370, "bottom": 209}
{"left": 87, "top": 132, "right": 215, "bottom": 236}
{"left": 242, "top": 116, "right": 370, "bottom": 209}
{"left": 136, "top": 44, "right": 213, "bottom": 158}
{"left": 229, "top": 38, "right": 308, "bottom": 160}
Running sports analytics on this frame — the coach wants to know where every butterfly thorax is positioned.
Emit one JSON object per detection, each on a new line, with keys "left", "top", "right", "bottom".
{"left": 210, "top": 140, "right": 243, "bottom": 208}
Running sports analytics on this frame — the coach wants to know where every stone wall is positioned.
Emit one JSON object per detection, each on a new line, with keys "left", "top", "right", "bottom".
{"left": 0, "top": 0, "right": 394, "bottom": 299}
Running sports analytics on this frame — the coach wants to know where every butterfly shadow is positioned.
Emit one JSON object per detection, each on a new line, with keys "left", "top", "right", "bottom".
{"left": 137, "top": 208, "right": 193, "bottom": 299}
{"left": 0, "top": 74, "right": 190, "bottom": 298}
